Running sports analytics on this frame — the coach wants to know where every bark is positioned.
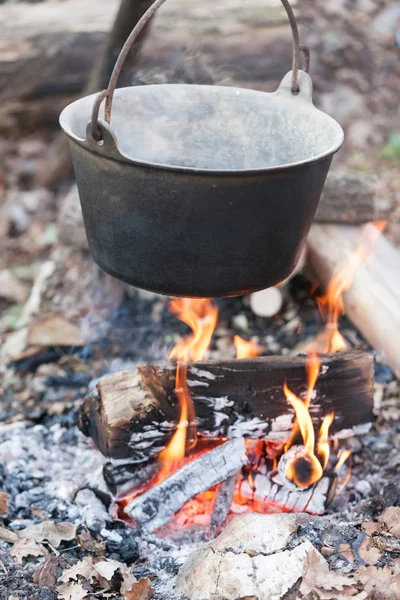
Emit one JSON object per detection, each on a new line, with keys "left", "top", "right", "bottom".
{"left": 78, "top": 351, "right": 374, "bottom": 461}
{"left": 315, "top": 170, "right": 393, "bottom": 223}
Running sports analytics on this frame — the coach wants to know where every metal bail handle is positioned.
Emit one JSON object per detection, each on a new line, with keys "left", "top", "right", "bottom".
{"left": 90, "top": 0, "right": 310, "bottom": 141}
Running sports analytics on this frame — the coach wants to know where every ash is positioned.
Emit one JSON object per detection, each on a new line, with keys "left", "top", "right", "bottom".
{"left": 0, "top": 283, "right": 399, "bottom": 598}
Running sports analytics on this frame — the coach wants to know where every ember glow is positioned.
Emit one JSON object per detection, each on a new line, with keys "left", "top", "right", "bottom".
{"left": 234, "top": 335, "right": 263, "bottom": 359}
{"left": 306, "top": 221, "right": 387, "bottom": 353}
{"left": 159, "top": 299, "right": 218, "bottom": 465}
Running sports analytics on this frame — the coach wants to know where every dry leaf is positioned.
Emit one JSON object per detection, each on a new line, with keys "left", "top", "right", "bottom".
{"left": 33, "top": 555, "right": 58, "bottom": 588}
{"left": 10, "top": 538, "right": 48, "bottom": 564}
{"left": 0, "top": 269, "right": 30, "bottom": 304}
{"left": 77, "top": 529, "right": 104, "bottom": 554}
{"left": 58, "top": 556, "right": 97, "bottom": 584}
{"left": 362, "top": 522, "right": 382, "bottom": 536}
{"left": 56, "top": 581, "right": 90, "bottom": 600}
{"left": 300, "top": 548, "right": 365, "bottom": 599}
{"left": 21, "top": 521, "right": 77, "bottom": 547}
{"left": 357, "top": 563, "right": 400, "bottom": 600}
{"left": 338, "top": 543, "right": 355, "bottom": 564}
{"left": 0, "top": 492, "right": 9, "bottom": 516}
{"left": 27, "top": 314, "right": 84, "bottom": 347}
{"left": 357, "top": 536, "right": 382, "bottom": 566}
{"left": 377, "top": 507, "right": 400, "bottom": 539}
{"left": 8, "top": 596, "right": 20, "bottom": 600}
{"left": 124, "top": 577, "right": 153, "bottom": 600}
{"left": 94, "top": 559, "right": 126, "bottom": 582}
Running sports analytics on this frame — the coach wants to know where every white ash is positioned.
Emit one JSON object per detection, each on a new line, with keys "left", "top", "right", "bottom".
{"left": 188, "top": 367, "right": 217, "bottom": 381}
{"left": 0, "top": 421, "right": 106, "bottom": 526}
{"left": 228, "top": 416, "right": 270, "bottom": 438}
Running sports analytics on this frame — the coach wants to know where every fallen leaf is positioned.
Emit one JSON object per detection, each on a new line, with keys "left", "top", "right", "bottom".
{"left": 56, "top": 581, "right": 90, "bottom": 600}
{"left": 8, "top": 596, "right": 20, "bottom": 600}
{"left": 0, "top": 492, "right": 9, "bottom": 516}
{"left": 357, "top": 563, "right": 400, "bottom": 600}
{"left": 377, "top": 507, "right": 400, "bottom": 539}
{"left": 0, "top": 269, "right": 30, "bottom": 304}
{"left": 58, "top": 556, "right": 97, "bottom": 584}
{"left": 357, "top": 536, "right": 382, "bottom": 566}
{"left": 77, "top": 529, "right": 104, "bottom": 555}
{"left": 300, "top": 548, "right": 366, "bottom": 599}
{"left": 94, "top": 558, "right": 126, "bottom": 582}
{"left": 27, "top": 314, "right": 83, "bottom": 347}
{"left": 0, "top": 526, "right": 18, "bottom": 543}
{"left": 33, "top": 555, "right": 58, "bottom": 587}
{"left": 124, "top": 577, "right": 153, "bottom": 600}
{"left": 10, "top": 538, "right": 48, "bottom": 564}
{"left": 362, "top": 522, "right": 382, "bottom": 536}
{"left": 21, "top": 521, "right": 77, "bottom": 547}
{"left": 338, "top": 543, "right": 355, "bottom": 565}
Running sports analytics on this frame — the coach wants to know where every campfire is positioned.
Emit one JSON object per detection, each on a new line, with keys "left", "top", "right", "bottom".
{"left": 77, "top": 224, "right": 391, "bottom": 536}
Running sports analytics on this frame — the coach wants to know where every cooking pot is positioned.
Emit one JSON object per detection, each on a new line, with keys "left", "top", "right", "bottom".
{"left": 60, "top": 0, "right": 344, "bottom": 298}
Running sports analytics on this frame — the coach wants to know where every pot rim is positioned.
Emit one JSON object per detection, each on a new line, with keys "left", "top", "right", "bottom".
{"left": 60, "top": 81, "right": 345, "bottom": 176}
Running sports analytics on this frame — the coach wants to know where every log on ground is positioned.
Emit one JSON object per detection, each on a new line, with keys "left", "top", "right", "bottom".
{"left": 78, "top": 350, "right": 374, "bottom": 461}
{"left": 307, "top": 223, "right": 400, "bottom": 378}
{"left": 315, "top": 170, "right": 393, "bottom": 223}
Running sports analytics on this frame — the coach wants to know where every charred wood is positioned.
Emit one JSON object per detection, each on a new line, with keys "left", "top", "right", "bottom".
{"left": 208, "top": 476, "right": 237, "bottom": 538}
{"left": 78, "top": 351, "right": 374, "bottom": 461}
{"left": 238, "top": 471, "right": 336, "bottom": 516}
{"left": 124, "top": 438, "right": 248, "bottom": 533}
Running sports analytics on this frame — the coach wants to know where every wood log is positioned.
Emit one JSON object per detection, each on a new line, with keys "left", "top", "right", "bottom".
{"left": 236, "top": 471, "right": 335, "bottom": 516}
{"left": 0, "top": 0, "right": 292, "bottom": 132}
{"left": 0, "top": 0, "right": 119, "bottom": 132}
{"left": 307, "top": 224, "right": 400, "bottom": 378}
{"left": 124, "top": 438, "right": 248, "bottom": 532}
{"left": 78, "top": 351, "right": 374, "bottom": 461}
{"left": 314, "top": 171, "right": 393, "bottom": 224}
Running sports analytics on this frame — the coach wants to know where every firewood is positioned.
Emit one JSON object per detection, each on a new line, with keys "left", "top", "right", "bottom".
{"left": 315, "top": 171, "right": 393, "bottom": 224}
{"left": 124, "top": 438, "right": 248, "bottom": 533}
{"left": 307, "top": 224, "right": 400, "bottom": 377}
{"left": 237, "top": 471, "right": 336, "bottom": 516}
{"left": 1, "top": 0, "right": 292, "bottom": 132}
{"left": 78, "top": 351, "right": 374, "bottom": 461}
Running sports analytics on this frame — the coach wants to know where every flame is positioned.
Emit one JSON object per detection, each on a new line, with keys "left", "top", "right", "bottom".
{"left": 159, "top": 299, "right": 218, "bottom": 466}
{"left": 283, "top": 353, "right": 335, "bottom": 488}
{"left": 234, "top": 335, "right": 263, "bottom": 359}
{"left": 317, "top": 412, "right": 334, "bottom": 470}
{"left": 306, "top": 221, "right": 387, "bottom": 353}
{"left": 335, "top": 449, "right": 352, "bottom": 496}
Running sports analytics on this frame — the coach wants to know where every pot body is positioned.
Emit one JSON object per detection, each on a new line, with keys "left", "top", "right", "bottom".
{"left": 69, "top": 138, "right": 332, "bottom": 297}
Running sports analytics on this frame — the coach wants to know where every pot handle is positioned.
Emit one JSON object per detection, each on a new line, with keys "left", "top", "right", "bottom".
{"left": 90, "top": 0, "right": 310, "bottom": 141}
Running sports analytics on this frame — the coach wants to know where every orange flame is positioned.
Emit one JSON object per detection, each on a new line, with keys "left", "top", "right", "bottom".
{"left": 283, "top": 353, "right": 335, "bottom": 488}
{"left": 234, "top": 335, "right": 263, "bottom": 359}
{"left": 306, "top": 221, "right": 387, "bottom": 353}
{"left": 159, "top": 299, "right": 218, "bottom": 466}
{"left": 317, "top": 412, "right": 334, "bottom": 470}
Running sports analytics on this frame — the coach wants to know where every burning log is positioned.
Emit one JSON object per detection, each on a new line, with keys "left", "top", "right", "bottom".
{"left": 236, "top": 470, "right": 336, "bottom": 516}
{"left": 79, "top": 351, "right": 374, "bottom": 461}
{"left": 307, "top": 224, "right": 400, "bottom": 377}
{"left": 123, "top": 438, "right": 248, "bottom": 533}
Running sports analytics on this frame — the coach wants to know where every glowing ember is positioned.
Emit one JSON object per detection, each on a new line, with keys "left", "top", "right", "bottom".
{"left": 159, "top": 299, "right": 218, "bottom": 466}
{"left": 234, "top": 335, "right": 264, "bottom": 359}
{"left": 306, "top": 221, "right": 387, "bottom": 353}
